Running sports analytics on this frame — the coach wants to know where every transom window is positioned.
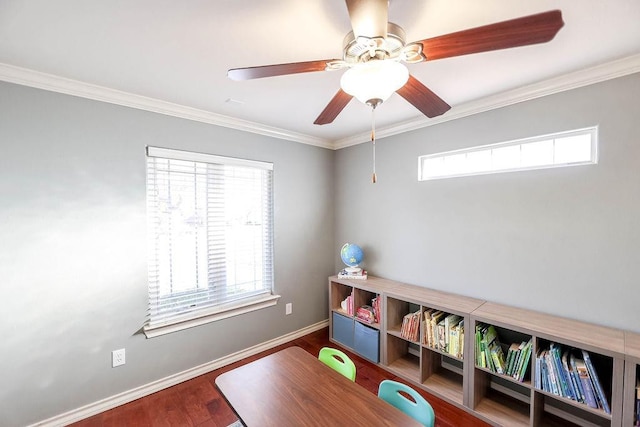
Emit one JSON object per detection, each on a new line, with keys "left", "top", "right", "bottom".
{"left": 419, "top": 127, "right": 598, "bottom": 181}
{"left": 145, "top": 146, "right": 277, "bottom": 337}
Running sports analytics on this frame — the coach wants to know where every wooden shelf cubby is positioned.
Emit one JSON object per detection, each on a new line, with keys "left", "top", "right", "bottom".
{"left": 328, "top": 275, "right": 634, "bottom": 426}
{"left": 385, "top": 287, "right": 483, "bottom": 407}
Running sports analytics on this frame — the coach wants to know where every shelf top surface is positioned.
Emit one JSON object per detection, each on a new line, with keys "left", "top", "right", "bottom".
{"left": 472, "top": 301, "right": 625, "bottom": 355}
{"left": 330, "top": 275, "right": 404, "bottom": 292}
{"left": 387, "top": 285, "right": 485, "bottom": 314}
{"left": 624, "top": 330, "right": 640, "bottom": 359}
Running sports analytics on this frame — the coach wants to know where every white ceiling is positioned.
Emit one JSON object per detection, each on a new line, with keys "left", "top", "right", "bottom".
{"left": 1, "top": 0, "right": 639, "bottom": 147}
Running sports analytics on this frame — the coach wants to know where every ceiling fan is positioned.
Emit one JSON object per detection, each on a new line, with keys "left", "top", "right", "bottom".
{"left": 228, "top": 0, "right": 564, "bottom": 126}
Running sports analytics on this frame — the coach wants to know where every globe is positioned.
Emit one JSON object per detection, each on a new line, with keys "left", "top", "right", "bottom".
{"left": 340, "top": 243, "right": 364, "bottom": 273}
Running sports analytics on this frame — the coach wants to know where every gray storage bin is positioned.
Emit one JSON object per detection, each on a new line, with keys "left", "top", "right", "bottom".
{"left": 332, "top": 312, "right": 354, "bottom": 348}
{"left": 354, "top": 321, "right": 380, "bottom": 363}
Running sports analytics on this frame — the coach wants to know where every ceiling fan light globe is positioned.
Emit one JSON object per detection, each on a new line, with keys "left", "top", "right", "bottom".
{"left": 340, "top": 60, "right": 409, "bottom": 105}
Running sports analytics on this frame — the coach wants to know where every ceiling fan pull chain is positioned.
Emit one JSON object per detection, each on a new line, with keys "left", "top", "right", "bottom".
{"left": 371, "top": 105, "right": 377, "bottom": 184}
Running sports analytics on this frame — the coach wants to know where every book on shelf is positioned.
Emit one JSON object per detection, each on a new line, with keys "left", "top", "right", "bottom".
{"left": 490, "top": 345, "right": 506, "bottom": 374}
{"left": 550, "top": 344, "right": 573, "bottom": 399}
{"left": 448, "top": 319, "right": 464, "bottom": 359}
{"left": 422, "top": 308, "right": 440, "bottom": 347}
{"left": 371, "top": 296, "right": 381, "bottom": 324}
{"left": 581, "top": 349, "right": 610, "bottom": 414}
{"left": 422, "top": 309, "right": 435, "bottom": 346}
{"left": 535, "top": 355, "right": 541, "bottom": 389}
{"left": 572, "top": 353, "right": 599, "bottom": 409}
{"left": 475, "top": 327, "right": 483, "bottom": 367}
{"left": 514, "top": 339, "right": 532, "bottom": 382}
{"left": 505, "top": 342, "right": 520, "bottom": 376}
{"left": 543, "top": 350, "right": 560, "bottom": 395}
{"left": 430, "top": 311, "right": 445, "bottom": 350}
{"left": 562, "top": 350, "right": 582, "bottom": 403}
{"left": 539, "top": 353, "right": 550, "bottom": 391}
{"left": 444, "top": 314, "right": 462, "bottom": 354}
{"left": 567, "top": 352, "right": 586, "bottom": 403}
{"left": 338, "top": 269, "right": 368, "bottom": 279}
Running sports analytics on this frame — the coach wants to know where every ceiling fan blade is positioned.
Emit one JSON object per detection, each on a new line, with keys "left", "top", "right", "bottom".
{"left": 314, "top": 89, "right": 353, "bottom": 125}
{"left": 416, "top": 10, "right": 564, "bottom": 61}
{"left": 228, "top": 59, "right": 340, "bottom": 81}
{"left": 345, "top": 0, "right": 388, "bottom": 39}
{"left": 396, "top": 75, "right": 451, "bottom": 118}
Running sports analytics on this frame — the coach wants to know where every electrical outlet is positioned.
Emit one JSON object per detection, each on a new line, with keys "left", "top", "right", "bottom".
{"left": 112, "top": 348, "right": 126, "bottom": 367}
{"left": 285, "top": 303, "right": 292, "bottom": 315}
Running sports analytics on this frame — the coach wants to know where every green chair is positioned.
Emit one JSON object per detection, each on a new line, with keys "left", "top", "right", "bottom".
{"left": 377, "top": 379, "right": 435, "bottom": 427}
{"left": 318, "top": 347, "right": 357, "bottom": 381}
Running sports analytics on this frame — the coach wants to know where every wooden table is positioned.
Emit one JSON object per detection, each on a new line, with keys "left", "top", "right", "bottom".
{"left": 215, "top": 346, "right": 423, "bottom": 426}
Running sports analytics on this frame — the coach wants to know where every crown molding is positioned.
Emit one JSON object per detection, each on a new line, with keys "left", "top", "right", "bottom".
{"left": 2, "top": 54, "right": 639, "bottom": 151}
{"left": 0, "top": 63, "right": 332, "bottom": 149}
{"left": 333, "top": 53, "right": 640, "bottom": 149}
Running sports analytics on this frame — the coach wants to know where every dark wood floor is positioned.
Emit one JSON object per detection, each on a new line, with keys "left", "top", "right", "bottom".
{"left": 70, "top": 327, "right": 490, "bottom": 427}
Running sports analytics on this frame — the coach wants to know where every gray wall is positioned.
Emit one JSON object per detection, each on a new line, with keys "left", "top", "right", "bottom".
{"left": 2, "top": 71, "right": 638, "bottom": 426}
{"left": 335, "top": 72, "right": 640, "bottom": 333}
{"left": 0, "top": 82, "right": 335, "bottom": 427}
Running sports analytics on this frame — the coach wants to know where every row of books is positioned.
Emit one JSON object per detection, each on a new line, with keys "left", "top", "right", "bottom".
{"left": 400, "top": 310, "right": 421, "bottom": 342}
{"left": 474, "top": 324, "right": 531, "bottom": 382}
{"left": 398, "top": 309, "right": 466, "bottom": 358}
{"left": 337, "top": 268, "right": 368, "bottom": 280}
{"left": 535, "top": 345, "right": 610, "bottom": 414}
{"left": 504, "top": 339, "right": 533, "bottom": 381}
{"left": 422, "top": 309, "right": 464, "bottom": 358}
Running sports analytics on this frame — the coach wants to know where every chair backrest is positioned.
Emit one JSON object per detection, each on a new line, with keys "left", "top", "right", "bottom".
{"left": 318, "top": 347, "right": 357, "bottom": 381}
{"left": 377, "top": 380, "right": 435, "bottom": 427}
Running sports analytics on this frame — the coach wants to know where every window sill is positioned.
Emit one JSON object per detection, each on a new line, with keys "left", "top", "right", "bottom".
{"left": 143, "top": 294, "right": 281, "bottom": 338}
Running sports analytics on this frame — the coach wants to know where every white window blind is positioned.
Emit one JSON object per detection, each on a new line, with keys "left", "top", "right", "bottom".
{"left": 145, "top": 146, "right": 274, "bottom": 335}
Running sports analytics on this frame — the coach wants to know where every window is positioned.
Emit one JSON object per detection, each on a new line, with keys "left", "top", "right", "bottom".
{"left": 144, "top": 146, "right": 278, "bottom": 337}
{"left": 419, "top": 126, "right": 598, "bottom": 181}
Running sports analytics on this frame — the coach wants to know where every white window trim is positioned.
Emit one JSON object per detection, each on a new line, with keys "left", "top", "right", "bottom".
{"left": 147, "top": 146, "right": 273, "bottom": 170}
{"left": 418, "top": 126, "right": 598, "bottom": 181}
{"left": 143, "top": 294, "right": 281, "bottom": 338}
{"left": 144, "top": 146, "right": 277, "bottom": 338}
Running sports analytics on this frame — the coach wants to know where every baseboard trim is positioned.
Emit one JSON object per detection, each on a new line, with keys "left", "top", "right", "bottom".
{"left": 29, "top": 320, "right": 329, "bottom": 427}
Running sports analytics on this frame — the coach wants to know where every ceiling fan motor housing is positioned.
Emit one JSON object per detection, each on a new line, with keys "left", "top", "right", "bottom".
{"left": 343, "top": 22, "right": 406, "bottom": 63}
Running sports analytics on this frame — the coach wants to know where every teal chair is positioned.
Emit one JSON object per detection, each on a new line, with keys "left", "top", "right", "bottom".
{"left": 377, "top": 380, "right": 435, "bottom": 427}
{"left": 318, "top": 347, "right": 357, "bottom": 381}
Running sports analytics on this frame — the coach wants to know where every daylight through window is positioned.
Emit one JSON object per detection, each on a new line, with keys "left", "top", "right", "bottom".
{"left": 419, "top": 127, "right": 598, "bottom": 181}
{"left": 145, "top": 146, "right": 275, "bottom": 337}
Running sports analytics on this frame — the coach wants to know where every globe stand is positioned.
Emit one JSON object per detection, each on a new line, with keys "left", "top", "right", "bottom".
{"left": 344, "top": 266, "right": 362, "bottom": 274}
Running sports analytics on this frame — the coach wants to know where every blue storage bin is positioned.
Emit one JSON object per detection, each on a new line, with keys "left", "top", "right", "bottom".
{"left": 332, "top": 312, "right": 354, "bottom": 348}
{"left": 354, "top": 321, "right": 380, "bottom": 363}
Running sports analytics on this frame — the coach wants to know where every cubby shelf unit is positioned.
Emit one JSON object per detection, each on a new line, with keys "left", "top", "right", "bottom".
{"left": 384, "top": 288, "right": 484, "bottom": 408}
{"left": 471, "top": 302, "right": 624, "bottom": 427}
{"left": 328, "top": 275, "right": 635, "bottom": 427}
